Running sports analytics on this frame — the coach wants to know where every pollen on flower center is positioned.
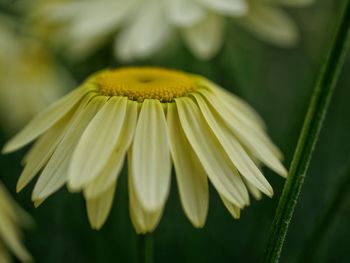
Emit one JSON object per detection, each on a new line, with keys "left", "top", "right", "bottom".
{"left": 97, "top": 67, "right": 196, "bottom": 102}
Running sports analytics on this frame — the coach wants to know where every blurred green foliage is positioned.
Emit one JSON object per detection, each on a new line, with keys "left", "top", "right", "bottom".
{"left": 0, "top": 0, "right": 349, "bottom": 262}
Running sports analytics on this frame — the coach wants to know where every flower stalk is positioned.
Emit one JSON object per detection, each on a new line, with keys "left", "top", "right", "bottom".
{"left": 263, "top": 0, "right": 350, "bottom": 262}
{"left": 138, "top": 234, "right": 154, "bottom": 263}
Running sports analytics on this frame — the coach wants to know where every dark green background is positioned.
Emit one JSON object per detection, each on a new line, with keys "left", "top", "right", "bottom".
{"left": 1, "top": 0, "right": 349, "bottom": 262}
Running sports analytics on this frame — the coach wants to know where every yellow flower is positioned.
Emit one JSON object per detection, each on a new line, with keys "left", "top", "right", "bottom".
{"left": 3, "top": 67, "right": 287, "bottom": 233}
{"left": 0, "top": 182, "right": 32, "bottom": 263}
{"left": 0, "top": 14, "right": 72, "bottom": 133}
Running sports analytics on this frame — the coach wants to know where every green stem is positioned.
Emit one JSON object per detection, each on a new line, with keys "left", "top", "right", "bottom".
{"left": 263, "top": 1, "right": 350, "bottom": 262}
{"left": 298, "top": 165, "right": 350, "bottom": 262}
{"left": 138, "top": 234, "right": 154, "bottom": 263}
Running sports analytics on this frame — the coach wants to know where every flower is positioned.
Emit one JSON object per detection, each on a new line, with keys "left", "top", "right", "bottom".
{"left": 237, "top": 0, "right": 314, "bottom": 47}
{"left": 3, "top": 67, "right": 287, "bottom": 233}
{"left": 0, "top": 182, "right": 32, "bottom": 263}
{"left": 29, "top": 0, "right": 248, "bottom": 61}
{"left": 0, "top": 14, "right": 72, "bottom": 133}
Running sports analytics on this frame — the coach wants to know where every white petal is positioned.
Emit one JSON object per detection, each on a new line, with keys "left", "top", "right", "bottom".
{"left": 238, "top": 4, "right": 299, "bottom": 47}
{"left": 165, "top": 0, "right": 206, "bottom": 26}
{"left": 198, "top": 88, "right": 287, "bottom": 177}
{"left": 192, "top": 93, "right": 273, "bottom": 197}
{"left": 244, "top": 179, "right": 263, "bottom": 200}
{"left": 197, "top": 0, "right": 248, "bottom": 16}
{"left": 175, "top": 97, "right": 249, "bottom": 208}
{"left": 86, "top": 181, "right": 116, "bottom": 230}
{"left": 220, "top": 194, "right": 241, "bottom": 219}
{"left": 182, "top": 14, "right": 225, "bottom": 60}
{"left": 115, "top": 0, "right": 172, "bottom": 61}
{"left": 128, "top": 164, "right": 164, "bottom": 234}
{"left": 131, "top": 100, "right": 171, "bottom": 212}
{"left": 68, "top": 97, "right": 128, "bottom": 190}
{"left": 3, "top": 86, "right": 93, "bottom": 153}
{"left": 32, "top": 95, "right": 107, "bottom": 201}
{"left": 17, "top": 113, "right": 72, "bottom": 193}
{"left": 167, "top": 103, "right": 209, "bottom": 228}
{"left": 84, "top": 100, "right": 138, "bottom": 199}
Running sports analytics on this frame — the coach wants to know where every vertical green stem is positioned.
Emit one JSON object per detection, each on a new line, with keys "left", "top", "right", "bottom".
{"left": 263, "top": 1, "right": 350, "bottom": 262}
{"left": 138, "top": 234, "right": 154, "bottom": 263}
{"left": 298, "top": 166, "right": 350, "bottom": 262}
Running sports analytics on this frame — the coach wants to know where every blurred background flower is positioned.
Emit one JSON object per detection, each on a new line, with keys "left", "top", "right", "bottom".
{"left": 27, "top": 0, "right": 312, "bottom": 61}
{"left": 0, "top": 14, "right": 73, "bottom": 134}
{"left": 0, "top": 182, "right": 32, "bottom": 263}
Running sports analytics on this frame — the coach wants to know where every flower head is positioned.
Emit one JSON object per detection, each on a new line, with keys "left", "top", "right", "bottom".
{"left": 0, "top": 14, "right": 72, "bottom": 133}
{"left": 0, "top": 182, "right": 32, "bottom": 263}
{"left": 3, "top": 67, "right": 287, "bottom": 233}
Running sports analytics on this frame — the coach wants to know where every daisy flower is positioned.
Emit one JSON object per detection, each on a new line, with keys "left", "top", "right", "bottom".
{"left": 237, "top": 0, "right": 314, "bottom": 47}
{"left": 0, "top": 15, "right": 72, "bottom": 133}
{"left": 29, "top": 0, "right": 247, "bottom": 61}
{"left": 0, "top": 182, "right": 32, "bottom": 263}
{"left": 3, "top": 67, "right": 287, "bottom": 233}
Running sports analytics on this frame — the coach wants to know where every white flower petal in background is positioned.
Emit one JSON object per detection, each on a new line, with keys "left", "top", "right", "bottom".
{"left": 197, "top": 0, "right": 248, "bottom": 17}
{"left": 238, "top": 3, "right": 299, "bottom": 47}
{"left": 182, "top": 14, "right": 226, "bottom": 60}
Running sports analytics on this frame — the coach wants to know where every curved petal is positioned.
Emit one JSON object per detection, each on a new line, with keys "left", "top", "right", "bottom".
{"left": 167, "top": 103, "right": 209, "bottom": 228}
{"left": 192, "top": 93, "right": 273, "bottom": 197}
{"left": 86, "top": 181, "right": 116, "bottom": 230}
{"left": 238, "top": 4, "right": 299, "bottom": 47}
{"left": 115, "top": 0, "right": 171, "bottom": 61}
{"left": 128, "top": 153, "right": 164, "bottom": 234}
{"left": 2, "top": 86, "right": 93, "bottom": 153}
{"left": 131, "top": 99, "right": 171, "bottom": 212}
{"left": 198, "top": 0, "right": 247, "bottom": 16}
{"left": 182, "top": 14, "right": 225, "bottom": 60}
{"left": 32, "top": 95, "right": 107, "bottom": 201}
{"left": 175, "top": 97, "right": 249, "bottom": 208}
{"left": 84, "top": 100, "right": 138, "bottom": 199}
{"left": 165, "top": 0, "right": 206, "bottom": 26}
{"left": 17, "top": 112, "right": 72, "bottom": 193}
{"left": 220, "top": 194, "right": 241, "bottom": 219}
{"left": 68, "top": 97, "right": 128, "bottom": 190}
{"left": 197, "top": 88, "right": 287, "bottom": 177}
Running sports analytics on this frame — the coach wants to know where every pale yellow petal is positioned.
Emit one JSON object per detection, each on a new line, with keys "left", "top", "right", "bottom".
{"left": 167, "top": 103, "right": 208, "bottom": 228}
{"left": 3, "top": 86, "right": 93, "bottom": 153}
{"left": 17, "top": 113, "right": 72, "bottom": 193}
{"left": 32, "top": 95, "right": 107, "bottom": 201}
{"left": 198, "top": 88, "right": 287, "bottom": 177}
{"left": 84, "top": 100, "right": 138, "bottom": 199}
{"left": 86, "top": 182, "right": 116, "bottom": 230}
{"left": 68, "top": 97, "right": 128, "bottom": 190}
{"left": 128, "top": 158, "right": 164, "bottom": 234}
{"left": 192, "top": 93, "right": 273, "bottom": 197}
{"left": 220, "top": 194, "right": 241, "bottom": 219}
{"left": 244, "top": 179, "right": 263, "bottom": 200}
{"left": 175, "top": 97, "right": 249, "bottom": 208}
{"left": 131, "top": 99, "right": 171, "bottom": 212}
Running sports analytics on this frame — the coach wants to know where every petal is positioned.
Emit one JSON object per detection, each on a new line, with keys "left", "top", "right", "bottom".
{"left": 198, "top": 0, "right": 247, "bottom": 16}
{"left": 17, "top": 112, "right": 72, "bottom": 193}
{"left": 244, "top": 179, "right": 263, "bottom": 200}
{"left": 167, "top": 103, "right": 209, "bottom": 228}
{"left": 84, "top": 100, "right": 138, "bottom": 199}
{"left": 68, "top": 97, "right": 128, "bottom": 190}
{"left": 115, "top": 0, "right": 171, "bottom": 61}
{"left": 165, "top": 0, "right": 206, "bottom": 26}
{"left": 128, "top": 162, "right": 164, "bottom": 234}
{"left": 32, "top": 95, "right": 107, "bottom": 201}
{"left": 182, "top": 14, "right": 225, "bottom": 60}
{"left": 175, "top": 97, "right": 249, "bottom": 208}
{"left": 238, "top": 4, "right": 299, "bottom": 47}
{"left": 192, "top": 93, "right": 273, "bottom": 197}
{"left": 198, "top": 88, "right": 287, "bottom": 177}
{"left": 3, "top": 86, "right": 93, "bottom": 153}
{"left": 220, "top": 194, "right": 241, "bottom": 219}
{"left": 131, "top": 99, "right": 171, "bottom": 212}
{"left": 86, "top": 181, "right": 116, "bottom": 230}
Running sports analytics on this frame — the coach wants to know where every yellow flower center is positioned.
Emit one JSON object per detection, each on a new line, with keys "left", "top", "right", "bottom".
{"left": 97, "top": 67, "right": 196, "bottom": 102}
